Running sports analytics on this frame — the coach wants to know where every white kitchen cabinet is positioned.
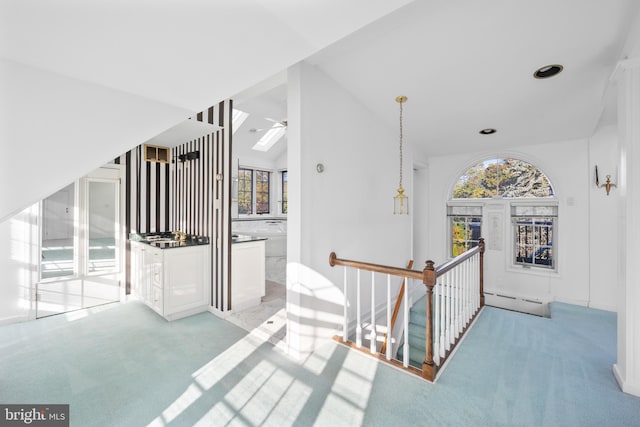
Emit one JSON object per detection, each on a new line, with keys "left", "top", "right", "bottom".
{"left": 131, "top": 241, "right": 210, "bottom": 321}
{"left": 231, "top": 239, "right": 266, "bottom": 311}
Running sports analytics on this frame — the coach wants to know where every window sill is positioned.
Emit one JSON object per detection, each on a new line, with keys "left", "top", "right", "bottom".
{"left": 506, "top": 264, "right": 559, "bottom": 277}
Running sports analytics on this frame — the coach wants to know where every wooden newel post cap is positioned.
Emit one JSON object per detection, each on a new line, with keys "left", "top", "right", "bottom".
{"left": 329, "top": 252, "right": 337, "bottom": 267}
{"left": 425, "top": 260, "right": 435, "bottom": 270}
{"left": 479, "top": 238, "right": 485, "bottom": 253}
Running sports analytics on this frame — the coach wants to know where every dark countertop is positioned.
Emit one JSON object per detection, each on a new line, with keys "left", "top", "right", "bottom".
{"left": 130, "top": 232, "right": 210, "bottom": 249}
{"left": 232, "top": 234, "right": 268, "bottom": 244}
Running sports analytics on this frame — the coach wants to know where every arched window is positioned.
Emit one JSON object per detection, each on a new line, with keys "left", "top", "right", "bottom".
{"left": 452, "top": 158, "right": 554, "bottom": 199}
{"left": 448, "top": 158, "right": 557, "bottom": 270}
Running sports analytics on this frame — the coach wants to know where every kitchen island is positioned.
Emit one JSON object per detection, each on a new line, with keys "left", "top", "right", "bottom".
{"left": 130, "top": 232, "right": 210, "bottom": 321}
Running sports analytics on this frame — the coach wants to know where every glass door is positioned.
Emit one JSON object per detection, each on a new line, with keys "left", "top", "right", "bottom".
{"left": 37, "top": 168, "right": 122, "bottom": 318}
{"left": 82, "top": 178, "right": 121, "bottom": 308}
{"left": 38, "top": 183, "right": 81, "bottom": 317}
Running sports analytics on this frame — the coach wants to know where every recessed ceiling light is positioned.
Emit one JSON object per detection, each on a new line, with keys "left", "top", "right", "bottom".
{"left": 479, "top": 128, "right": 496, "bottom": 135}
{"left": 534, "top": 64, "right": 563, "bottom": 79}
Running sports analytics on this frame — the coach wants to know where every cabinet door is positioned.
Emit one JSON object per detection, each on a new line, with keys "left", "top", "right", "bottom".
{"left": 150, "top": 285, "right": 163, "bottom": 315}
{"left": 231, "top": 241, "right": 265, "bottom": 310}
{"left": 164, "top": 246, "right": 209, "bottom": 315}
{"left": 130, "top": 242, "right": 147, "bottom": 302}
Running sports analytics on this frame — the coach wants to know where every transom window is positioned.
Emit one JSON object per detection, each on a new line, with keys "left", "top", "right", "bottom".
{"left": 453, "top": 158, "right": 554, "bottom": 199}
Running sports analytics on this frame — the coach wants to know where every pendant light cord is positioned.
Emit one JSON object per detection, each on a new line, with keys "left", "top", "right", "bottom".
{"left": 399, "top": 100, "right": 404, "bottom": 189}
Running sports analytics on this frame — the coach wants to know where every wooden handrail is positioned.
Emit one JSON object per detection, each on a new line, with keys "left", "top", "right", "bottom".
{"left": 329, "top": 252, "right": 423, "bottom": 281}
{"left": 435, "top": 239, "right": 484, "bottom": 276}
{"left": 329, "top": 237, "right": 485, "bottom": 382}
{"left": 380, "top": 260, "right": 414, "bottom": 355}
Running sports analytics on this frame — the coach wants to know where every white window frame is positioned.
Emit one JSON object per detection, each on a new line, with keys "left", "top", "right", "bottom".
{"left": 509, "top": 200, "right": 558, "bottom": 272}
{"left": 447, "top": 202, "right": 483, "bottom": 258}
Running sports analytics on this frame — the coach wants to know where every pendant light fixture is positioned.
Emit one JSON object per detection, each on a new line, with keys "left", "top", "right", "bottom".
{"left": 393, "top": 95, "right": 408, "bottom": 215}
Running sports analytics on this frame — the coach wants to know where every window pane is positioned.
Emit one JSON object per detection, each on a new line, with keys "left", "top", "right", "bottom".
{"left": 238, "top": 169, "right": 253, "bottom": 214}
{"left": 256, "top": 170, "right": 270, "bottom": 214}
{"left": 88, "top": 181, "right": 117, "bottom": 273}
{"left": 453, "top": 158, "right": 554, "bottom": 199}
{"left": 282, "top": 171, "right": 288, "bottom": 214}
{"left": 41, "top": 183, "right": 76, "bottom": 279}
{"left": 450, "top": 215, "right": 481, "bottom": 257}
{"left": 514, "top": 216, "right": 554, "bottom": 268}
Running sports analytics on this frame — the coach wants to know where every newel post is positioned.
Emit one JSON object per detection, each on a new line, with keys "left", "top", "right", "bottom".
{"left": 479, "top": 238, "right": 485, "bottom": 307}
{"left": 422, "top": 260, "right": 437, "bottom": 381}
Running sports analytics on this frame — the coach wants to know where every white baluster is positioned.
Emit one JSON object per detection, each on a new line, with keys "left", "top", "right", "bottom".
{"left": 464, "top": 259, "right": 469, "bottom": 325}
{"left": 439, "top": 281, "right": 445, "bottom": 359}
{"left": 356, "top": 269, "right": 362, "bottom": 348}
{"left": 454, "top": 268, "right": 460, "bottom": 338}
{"left": 403, "top": 277, "right": 409, "bottom": 368}
{"left": 343, "top": 266, "right": 348, "bottom": 342}
{"left": 434, "top": 282, "right": 440, "bottom": 366}
{"left": 370, "top": 271, "right": 377, "bottom": 354}
{"left": 386, "top": 274, "right": 392, "bottom": 360}
{"left": 475, "top": 254, "right": 480, "bottom": 311}
{"left": 447, "top": 272, "right": 454, "bottom": 348}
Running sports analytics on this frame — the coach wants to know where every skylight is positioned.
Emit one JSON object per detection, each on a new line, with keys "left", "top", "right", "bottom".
{"left": 252, "top": 125, "right": 286, "bottom": 152}
{"left": 232, "top": 109, "right": 249, "bottom": 134}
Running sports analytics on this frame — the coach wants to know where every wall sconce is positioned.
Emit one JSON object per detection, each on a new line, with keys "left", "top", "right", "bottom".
{"left": 595, "top": 165, "right": 617, "bottom": 196}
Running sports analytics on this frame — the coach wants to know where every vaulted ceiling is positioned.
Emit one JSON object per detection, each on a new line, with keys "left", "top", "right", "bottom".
{"left": 235, "top": 0, "right": 640, "bottom": 159}
{"left": 1, "top": 0, "right": 639, "bottom": 221}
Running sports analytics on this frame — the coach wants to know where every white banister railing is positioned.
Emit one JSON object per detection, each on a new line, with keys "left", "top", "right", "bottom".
{"left": 329, "top": 239, "right": 485, "bottom": 382}
{"left": 432, "top": 250, "right": 482, "bottom": 366}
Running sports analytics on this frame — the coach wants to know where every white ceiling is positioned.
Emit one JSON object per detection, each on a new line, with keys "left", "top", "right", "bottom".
{"left": 0, "top": 0, "right": 412, "bottom": 112}
{"left": 234, "top": 0, "right": 640, "bottom": 159}
{"left": 2, "top": 0, "right": 640, "bottom": 167}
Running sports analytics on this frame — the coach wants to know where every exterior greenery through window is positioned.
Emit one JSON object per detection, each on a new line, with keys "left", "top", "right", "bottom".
{"left": 282, "top": 171, "right": 288, "bottom": 214}
{"left": 512, "top": 205, "right": 556, "bottom": 269}
{"left": 255, "top": 170, "right": 270, "bottom": 214}
{"left": 453, "top": 158, "right": 554, "bottom": 199}
{"left": 450, "top": 158, "right": 556, "bottom": 269}
{"left": 238, "top": 168, "right": 253, "bottom": 215}
{"left": 448, "top": 205, "right": 482, "bottom": 257}
{"left": 238, "top": 168, "right": 271, "bottom": 215}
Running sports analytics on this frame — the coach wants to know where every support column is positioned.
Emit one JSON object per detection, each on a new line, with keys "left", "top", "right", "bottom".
{"left": 613, "top": 58, "right": 640, "bottom": 397}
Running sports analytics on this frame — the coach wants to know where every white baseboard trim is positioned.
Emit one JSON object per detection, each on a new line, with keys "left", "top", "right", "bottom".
{"left": 587, "top": 302, "right": 617, "bottom": 312}
{"left": 208, "top": 306, "right": 231, "bottom": 319}
{"left": 0, "top": 314, "right": 29, "bottom": 326}
{"left": 613, "top": 363, "right": 640, "bottom": 397}
{"left": 553, "top": 297, "right": 589, "bottom": 307}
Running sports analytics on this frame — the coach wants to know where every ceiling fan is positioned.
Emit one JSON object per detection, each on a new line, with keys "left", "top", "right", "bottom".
{"left": 249, "top": 117, "right": 287, "bottom": 133}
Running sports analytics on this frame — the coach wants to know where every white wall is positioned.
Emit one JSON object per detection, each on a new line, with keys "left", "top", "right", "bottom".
{"left": 286, "top": 62, "right": 412, "bottom": 358}
{"left": 0, "top": 205, "right": 38, "bottom": 324}
{"left": 0, "top": 60, "right": 192, "bottom": 223}
{"left": 588, "top": 124, "right": 620, "bottom": 311}
{"left": 422, "top": 137, "right": 619, "bottom": 310}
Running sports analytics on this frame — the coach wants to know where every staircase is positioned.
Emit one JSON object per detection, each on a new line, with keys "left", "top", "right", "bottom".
{"left": 329, "top": 239, "right": 485, "bottom": 382}
{"left": 397, "top": 294, "right": 427, "bottom": 368}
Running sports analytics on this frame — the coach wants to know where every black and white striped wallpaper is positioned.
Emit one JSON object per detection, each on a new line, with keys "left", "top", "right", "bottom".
{"left": 115, "top": 99, "right": 233, "bottom": 312}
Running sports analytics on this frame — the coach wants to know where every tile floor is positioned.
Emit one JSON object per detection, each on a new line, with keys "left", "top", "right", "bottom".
{"left": 226, "top": 280, "right": 287, "bottom": 350}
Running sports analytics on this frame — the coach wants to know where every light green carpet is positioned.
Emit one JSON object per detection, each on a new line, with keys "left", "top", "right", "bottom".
{"left": 0, "top": 301, "right": 638, "bottom": 426}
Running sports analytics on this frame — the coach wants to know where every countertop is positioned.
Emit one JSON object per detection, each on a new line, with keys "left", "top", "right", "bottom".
{"left": 130, "top": 232, "right": 210, "bottom": 249}
{"left": 232, "top": 234, "right": 267, "bottom": 244}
